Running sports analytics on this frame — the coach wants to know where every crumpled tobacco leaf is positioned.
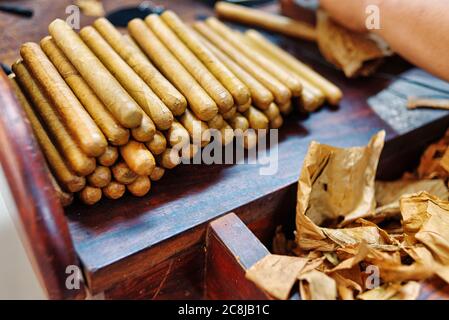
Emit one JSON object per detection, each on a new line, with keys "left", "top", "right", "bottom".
{"left": 316, "top": 10, "right": 391, "bottom": 78}
{"left": 296, "top": 130, "right": 385, "bottom": 230}
{"left": 299, "top": 270, "right": 337, "bottom": 300}
{"left": 245, "top": 254, "right": 308, "bottom": 300}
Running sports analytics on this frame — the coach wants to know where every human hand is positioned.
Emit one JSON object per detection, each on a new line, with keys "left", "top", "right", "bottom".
{"left": 320, "top": 0, "right": 376, "bottom": 32}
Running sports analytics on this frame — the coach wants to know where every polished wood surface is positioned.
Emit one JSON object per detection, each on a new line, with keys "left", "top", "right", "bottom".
{"left": 1, "top": 0, "right": 449, "bottom": 299}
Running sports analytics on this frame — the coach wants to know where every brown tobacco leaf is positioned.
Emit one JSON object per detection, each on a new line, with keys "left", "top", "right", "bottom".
{"left": 299, "top": 270, "right": 337, "bottom": 300}
{"left": 327, "top": 241, "right": 369, "bottom": 273}
{"left": 357, "top": 283, "right": 402, "bottom": 300}
{"left": 296, "top": 131, "right": 385, "bottom": 231}
{"left": 245, "top": 254, "right": 308, "bottom": 300}
{"left": 316, "top": 11, "right": 391, "bottom": 78}
{"left": 375, "top": 179, "right": 448, "bottom": 218}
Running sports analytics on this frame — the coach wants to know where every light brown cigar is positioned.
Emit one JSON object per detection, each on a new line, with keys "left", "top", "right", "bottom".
{"left": 207, "top": 114, "right": 225, "bottom": 130}
{"left": 146, "top": 131, "right": 167, "bottom": 155}
{"left": 407, "top": 97, "right": 449, "bottom": 110}
{"left": 48, "top": 170, "right": 73, "bottom": 207}
{"left": 240, "top": 32, "right": 325, "bottom": 111}
{"left": 94, "top": 18, "right": 187, "bottom": 116}
{"left": 244, "top": 106, "right": 269, "bottom": 130}
{"left": 127, "top": 176, "right": 151, "bottom": 197}
{"left": 191, "top": 28, "right": 273, "bottom": 110}
{"left": 203, "top": 19, "right": 293, "bottom": 103}
{"left": 97, "top": 146, "right": 119, "bottom": 167}
{"left": 270, "top": 115, "right": 284, "bottom": 129}
{"left": 79, "top": 186, "right": 102, "bottom": 205}
{"left": 245, "top": 29, "right": 342, "bottom": 105}
{"left": 9, "top": 75, "right": 86, "bottom": 192}
{"left": 12, "top": 61, "right": 96, "bottom": 176}
{"left": 150, "top": 166, "right": 165, "bottom": 181}
{"left": 215, "top": 1, "right": 316, "bottom": 41}
{"left": 179, "top": 109, "right": 211, "bottom": 147}
{"left": 87, "top": 166, "right": 111, "bottom": 188}
{"left": 236, "top": 100, "right": 251, "bottom": 113}
{"left": 146, "top": 14, "right": 233, "bottom": 114}
{"left": 194, "top": 22, "right": 290, "bottom": 105}
{"left": 166, "top": 120, "right": 190, "bottom": 149}
{"left": 128, "top": 19, "right": 218, "bottom": 121}
{"left": 180, "top": 143, "right": 200, "bottom": 161}
{"left": 120, "top": 140, "right": 156, "bottom": 176}
{"left": 222, "top": 106, "right": 237, "bottom": 120}
{"left": 20, "top": 42, "right": 107, "bottom": 157}
{"left": 243, "top": 129, "right": 258, "bottom": 149}
{"left": 48, "top": 19, "right": 142, "bottom": 128}
{"left": 230, "top": 29, "right": 303, "bottom": 97}
{"left": 279, "top": 100, "right": 293, "bottom": 115}
{"left": 112, "top": 162, "right": 138, "bottom": 185}
{"left": 79, "top": 26, "right": 173, "bottom": 131}
{"left": 40, "top": 37, "right": 130, "bottom": 146}
{"left": 228, "top": 113, "right": 249, "bottom": 132}
{"left": 131, "top": 113, "right": 156, "bottom": 142}
{"left": 159, "top": 148, "right": 181, "bottom": 169}
{"left": 102, "top": 181, "right": 126, "bottom": 199}
{"left": 263, "top": 102, "right": 280, "bottom": 120}
{"left": 220, "top": 122, "right": 235, "bottom": 146}
{"left": 161, "top": 11, "right": 251, "bottom": 108}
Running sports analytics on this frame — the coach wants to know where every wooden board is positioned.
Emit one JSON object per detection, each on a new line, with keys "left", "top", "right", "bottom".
{"left": 2, "top": 0, "right": 449, "bottom": 297}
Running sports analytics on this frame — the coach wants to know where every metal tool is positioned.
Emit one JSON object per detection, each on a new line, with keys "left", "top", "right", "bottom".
{"left": 105, "top": 1, "right": 164, "bottom": 27}
{"left": 0, "top": 4, "right": 33, "bottom": 18}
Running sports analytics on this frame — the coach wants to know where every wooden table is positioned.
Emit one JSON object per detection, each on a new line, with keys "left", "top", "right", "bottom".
{"left": 1, "top": 0, "right": 448, "bottom": 299}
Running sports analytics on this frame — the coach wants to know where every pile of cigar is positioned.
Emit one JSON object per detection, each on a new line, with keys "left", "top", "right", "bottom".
{"left": 8, "top": 10, "right": 342, "bottom": 206}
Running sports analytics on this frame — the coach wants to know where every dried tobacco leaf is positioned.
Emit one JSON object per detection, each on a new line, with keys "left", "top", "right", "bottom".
{"left": 316, "top": 11, "right": 391, "bottom": 78}
{"left": 245, "top": 254, "right": 308, "bottom": 300}
{"left": 298, "top": 270, "right": 337, "bottom": 300}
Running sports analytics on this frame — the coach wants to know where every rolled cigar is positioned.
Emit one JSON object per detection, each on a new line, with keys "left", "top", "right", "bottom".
{"left": 130, "top": 113, "right": 156, "bottom": 142}
{"left": 102, "top": 181, "right": 126, "bottom": 199}
{"left": 120, "top": 140, "right": 155, "bottom": 176}
{"left": 194, "top": 21, "right": 291, "bottom": 105}
{"left": 79, "top": 186, "right": 102, "bottom": 205}
{"left": 146, "top": 15, "right": 233, "bottom": 114}
{"left": 13, "top": 61, "right": 96, "bottom": 176}
{"left": 245, "top": 29, "right": 342, "bottom": 105}
{"left": 145, "top": 130, "right": 167, "bottom": 155}
{"left": 207, "top": 113, "right": 225, "bottom": 130}
{"left": 244, "top": 106, "right": 269, "bottom": 130}
{"left": 97, "top": 145, "right": 119, "bottom": 167}
{"left": 112, "top": 162, "right": 138, "bottom": 185}
{"left": 159, "top": 148, "right": 181, "bottom": 169}
{"left": 9, "top": 75, "right": 86, "bottom": 192}
{"left": 407, "top": 97, "right": 449, "bottom": 110}
{"left": 87, "top": 165, "right": 111, "bottom": 188}
{"left": 128, "top": 19, "right": 218, "bottom": 121}
{"left": 160, "top": 11, "right": 252, "bottom": 108}
{"left": 192, "top": 28, "right": 273, "bottom": 110}
{"left": 180, "top": 143, "right": 200, "bottom": 161}
{"left": 228, "top": 113, "right": 249, "bottom": 132}
{"left": 220, "top": 122, "right": 235, "bottom": 146}
{"left": 94, "top": 18, "right": 187, "bottom": 116}
{"left": 270, "top": 115, "right": 284, "bottom": 129}
{"left": 127, "top": 176, "right": 151, "bottom": 197}
{"left": 222, "top": 106, "right": 237, "bottom": 120}
{"left": 243, "top": 129, "right": 258, "bottom": 150}
{"left": 79, "top": 26, "right": 173, "bottom": 131}
{"left": 215, "top": 2, "right": 316, "bottom": 41}
{"left": 48, "top": 19, "right": 142, "bottom": 128}
{"left": 166, "top": 120, "right": 190, "bottom": 149}
{"left": 263, "top": 103, "right": 284, "bottom": 129}
{"left": 150, "top": 166, "right": 165, "bottom": 181}
{"left": 48, "top": 170, "right": 73, "bottom": 207}
{"left": 179, "top": 109, "right": 211, "bottom": 147}
{"left": 240, "top": 32, "right": 325, "bottom": 111}
{"left": 40, "top": 37, "right": 130, "bottom": 146}
{"left": 236, "top": 100, "right": 251, "bottom": 113}
{"left": 279, "top": 100, "right": 293, "bottom": 115}
{"left": 20, "top": 42, "right": 107, "bottom": 157}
